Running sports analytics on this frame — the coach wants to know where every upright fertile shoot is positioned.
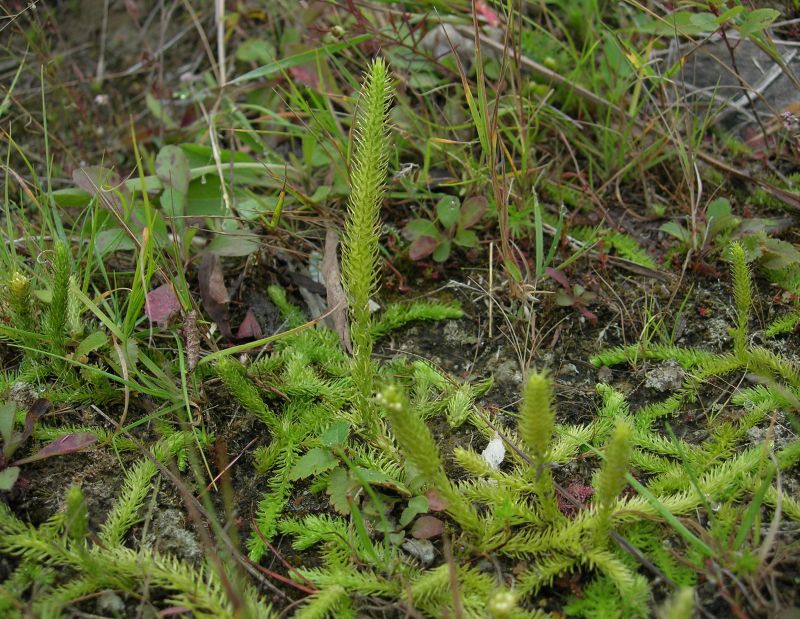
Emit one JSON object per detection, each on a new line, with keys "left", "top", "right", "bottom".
{"left": 342, "top": 58, "right": 393, "bottom": 430}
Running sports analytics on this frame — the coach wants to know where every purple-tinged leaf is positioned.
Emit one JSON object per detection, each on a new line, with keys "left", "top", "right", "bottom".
{"left": 410, "top": 515, "right": 444, "bottom": 539}
{"left": 236, "top": 308, "right": 263, "bottom": 340}
{"left": 545, "top": 267, "right": 571, "bottom": 291}
{"left": 409, "top": 236, "right": 438, "bottom": 261}
{"left": 21, "top": 399, "right": 51, "bottom": 444}
{"left": 13, "top": 433, "right": 97, "bottom": 466}
{"left": 157, "top": 607, "right": 192, "bottom": 617}
{"left": 458, "top": 196, "right": 487, "bottom": 230}
{"left": 425, "top": 489, "right": 448, "bottom": 512}
{"left": 145, "top": 284, "right": 181, "bottom": 326}
{"left": 578, "top": 306, "right": 598, "bottom": 326}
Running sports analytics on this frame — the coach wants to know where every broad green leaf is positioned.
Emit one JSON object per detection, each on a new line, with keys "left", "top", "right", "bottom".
{"left": 0, "top": 467, "right": 20, "bottom": 490}
{"left": 706, "top": 197, "right": 731, "bottom": 220}
{"left": 351, "top": 466, "right": 409, "bottom": 495}
{"left": 555, "top": 291, "right": 575, "bottom": 307}
{"left": 435, "top": 196, "right": 460, "bottom": 231}
{"left": 690, "top": 12, "right": 720, "bottom": 32}
{"left": 432, "top": 240, "right": 452, "bottom": 263}
{"left": 660, "top": 221, "right": 691, "bottom": 244}
{"left": 707, "top": 198, "right": 738, "bottom": 237}
{"left": 404, "top": 218, "right": 440, "bottom": 240}
{"left": 186, "top": 177, "right": 226, "bottom": 217}
{"left": 180, "top": 143, "right": 257, "bottom": 167}
{"left": 326, "top": 466, "right": 354, "bottom": 514}
{"left": 718, "top": 6, "right": 745, "bottom": 23}
{"left": 321, "top": 421, "right": 350, "bottom": 448}
{"left": 236, "top": 38, "right": 276, "bottom": 64}
{"left": 75, "top": 331, "right": 108, "bottom": 359}
{"left": 0, "top": 402, "right": 16, "bottom": 447}
{"left": 206, "top": 231, "right": 261, "bottom": 256}
{"left": 289, "top": 447, "right": 338, "bottom": 480}
{"left": 642, "top": 11, "right": 718, "bottom": 36}
{"left": 738, "top": 8, "right": 779, "bottom": 38}
{"left": 236, "top": 198, "right": 267, "bottom": 222}
{"left": 453, "top": 228, "right": 478, "bottom": 248}
{"left": 759, "top": 237, "right": 800, "bottom": 270}
{"left": 94, "top": 229, "right": 136, "bottom": 254}
{"left": 400, "top": 495, "right": 429, "bottom": 528}
{"left": 156, "top": 145, "right": 191, "bottom": 195}
{"left": 156, "top": 145, "right": 190, "bottom": 225}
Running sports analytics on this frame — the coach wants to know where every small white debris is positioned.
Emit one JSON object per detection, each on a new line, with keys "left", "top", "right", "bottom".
{"left": 368, "top": 299, "right": 381, "bottom": 313}
{"left": 481, "top": 435, "right": 505, "bottom": 469}
{"left": 402, "top": 538, "right": 435, "bottom": 565}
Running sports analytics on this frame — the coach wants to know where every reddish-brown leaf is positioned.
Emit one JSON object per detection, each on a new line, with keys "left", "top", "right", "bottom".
{"left": 145, "top": 284, "right": 181, "bottom": 326}
{"left": 20, "top": 398, "right": 51, "bottom": 446}
{"left": 410, "top": 515, "right": 444, "bottom": 540}
{"left": 289, "top": 65, "right": 318, "bottom": 88}
{"left": 425, "top": 489, "right": 448, "bottom": 512}
{"left": 545, "top": 267, "right": 571, "bottom": 291}
{"left": 458, "top": 196, "right": 487, "bottom": 230}
{"left": 198, "top": 252, "right": 233, "bottom": 339}
{"left": 475, "top": 0, "right": 501, "bottom": 27}
{"left": 236, "top": 308, "right": 263, "bottom": 340}
{"left": 13, "top": 433, "right": 97, "bottom": 466}
{"left": 409, "top": 236, "right": 438, "bottom": 261}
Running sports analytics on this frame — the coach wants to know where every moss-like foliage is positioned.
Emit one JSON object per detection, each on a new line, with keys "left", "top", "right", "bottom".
{"left": 571, "top": 225, "right": 658, "bottom": 269}
{"left": 0, "top": 433, "right": 269, "bottom": 619}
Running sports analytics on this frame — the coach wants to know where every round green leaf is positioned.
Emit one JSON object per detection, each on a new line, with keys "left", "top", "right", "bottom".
{"left": 432, "top": 240, "right": 452, "bottom": 263}
{"left": 405, "top": 218, "right": 440, "bottom": 240}
{"left": 454, "top": 228, "right": 478, "bottom": 248}
{"left": 435, "top": 196, "right": 460, "bottom": 231}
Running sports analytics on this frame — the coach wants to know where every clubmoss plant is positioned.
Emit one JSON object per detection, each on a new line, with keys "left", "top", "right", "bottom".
{"left": 46, "top": 241, "right": 71, "bottom": 356}
{"left": 728, "top": 241, "right": 751, "bottom": 357}
{"left": 0, "top": 432, "right": 262, "bottom": 619}
{"left": 8, "top": 272, "right": 34, "bottom": 334}
{"left": 7, "top": 271, "right": 36, "bottom": 350}
{"left": 377, "top": 384, "right": 483, "bottom": 536}
{"left": 517, "top": 371, "right": 559, "bottom": 521}
{"left": 342, "top": 57, "right": 393, "bottom": 434}
{"left": 594, "top": 419, "right": 633, "bottom": 541}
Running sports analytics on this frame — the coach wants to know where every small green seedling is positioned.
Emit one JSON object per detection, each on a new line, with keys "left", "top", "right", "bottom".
{"left": 547, "top": 267, "right": 598, "bottom": 325}
{"left": 404, "top": 195, "right": 486, "bottom": 262}
{"left": 660, "top": 197, "right": 739, "bottom": 253}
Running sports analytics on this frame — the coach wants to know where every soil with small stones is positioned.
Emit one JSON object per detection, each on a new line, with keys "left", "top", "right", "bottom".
{"left": 4, "top": 247, "right": 800, "bottom": 616}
